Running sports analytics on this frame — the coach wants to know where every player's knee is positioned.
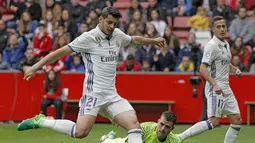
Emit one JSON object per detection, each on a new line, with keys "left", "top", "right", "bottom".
{"left": 232, "top": 116, "right": 242, "bottom": 125}
{"left": 209, "top": 117, "right": 220, "bottom": 127}
{"left": 128, "top": 118, "right": 140, "bottom": 129}
{"left": 75, "top": 129, "right": 90, "bottom": 139}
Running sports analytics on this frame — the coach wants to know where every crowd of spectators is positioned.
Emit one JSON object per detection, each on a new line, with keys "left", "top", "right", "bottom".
{"left": 0, "top": 0, "right": 254, "bottom": 73}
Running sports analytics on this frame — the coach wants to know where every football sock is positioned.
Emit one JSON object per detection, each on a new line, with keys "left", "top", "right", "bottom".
{"left": 179, "top": 120, "right": 214, "bottom": 141}
{"left": 224, "top": 124, "right": 241, "bottom": 143}
{"left": 127, "top": 128, "right": 143, "bottom": 143}
{"left": 40, "top": 119, "right": 76, "bottom": 137}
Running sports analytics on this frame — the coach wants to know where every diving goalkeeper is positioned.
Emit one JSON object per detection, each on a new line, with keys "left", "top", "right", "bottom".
{"left": 101, "top": 111, "right": 182, "bottom": 143}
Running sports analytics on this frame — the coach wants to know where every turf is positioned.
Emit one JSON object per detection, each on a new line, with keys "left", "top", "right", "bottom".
{"left": 0, "top": 124, "right": 254, "bottom": 143}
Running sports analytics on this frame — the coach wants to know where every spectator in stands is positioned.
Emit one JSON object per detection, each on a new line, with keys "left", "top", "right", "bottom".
{"left": 149, "top": 9, "right": 167, "bottom": 37}
{"left": 192, "top": 0, "right": 216, "bottom": 16}
{"left": 144, "top": 23, "right": 160, "bottom": 38}
{"left": 53, "top": 35, "right": 69, "bottom": 62}
{"left": 3, "top": 34, "right": 28, "bottom": 69}
{"left": 15, "top": 0, "right": 42, "bottom": 22}
{"left": 34, "top": 21, "right": 53, "bottom": 57}
{"left": 128, "top": 10, "right": 146, "bottom": 35}
{"left": 42, "top": 0, "right": 62, "bottom": 22}
{"left": 66, "top": 54, "right": 85, "bottom": 72}
{"left": 135, "top": 40, "right": 156, "bottom": 66}
{"left": 118, "top": 23, "right": 137, "bottom": 63}
{"left": 178, "top": 32, "right": 202, "bottom": 65}
{"left": 118, "top": 54, "right": 141, "bottom": 71}
{"left": 6, "top": 0, "right": 25, "bottom": 29}
{"left": 146, "top": 0, "right": 165, "bottom": 21}
{"left": 160, "top": 0, "right": 178, "bottom": 17}
{"left": 0, "top": 52, "right": 9, "bottom": 70}
{"left": 176, "top": 0, "right": 194, "bottom": 16}
{"left": 60, "top": 9, "right": 78, "bottom": 40}
{"left": 231, "top": 37, "right": 251, "bottom": 70}
{"left": 151, "top": 43, "right": 176, "bottom": 72}
{"left": 42, "top": 57, "right": 65, "bottom": 73}
{"left": 0, "top": 20, "right": 9, "bottom": 53}
{"left": 229, "top": 7, "right": 255, "bottom": 47}
{"left": 18, "top": 11, "right": 38, "bottom": 41}
{"left": 141, "top": 59, "right": 151, "bottom": 71}
{"left": 0, "top": 0, "right": 13, "bottom": 15}
{"left": 163, "top": 26, "right": 180, "bottom": 58}
{"left": 52, "top": 23, "right": 71, "bottom": 50}
{"left": 63, "top": 0, "right": 85, "bottom": 23}
{"left": 42, "top": 10, "right": 58, "bottom": 38}
{"left": 41, "top": 69, "right": 63, "bottom": 119}
{"left": 249, "top": 47, "right": 255, "bottom": 70}
{"left": 126, "top": 23, "right": 142, "bottom": 36}
{"left": 75, "top": 21, "right": 88, "bottom": 38}
{"left": 176, "top": 56, "right": 194, "bottom": 72}
{"left": 231, "top": 55, "right": 247, "bottom": 72}
{"left": 86, "top": 0, "right": 107, "bottom": 14}
{"left": 212, "top": 0, "right": 235, "bottom": 27}
{"left": 19, "top": 48, "right": 39, "bottom": 72}
{"left": 86, "top": 9, "right": 99, "bottom": 30}
{"left": 246, "top": 0, "right": 255, "bottom": 17}
{"left": 126, "top": 0, "right": 146, "bottom": 24}
{"left": 187, "top": 7, "right": 209, "bottom": 31}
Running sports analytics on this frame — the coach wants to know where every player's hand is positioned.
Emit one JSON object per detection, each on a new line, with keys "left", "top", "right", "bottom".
{"left": 235, "top": 68, "right": 242, "bottom": 78}
{"left": 24, "top": 67, "right": 36, "bottom": 81}
{"left": 154, "top": 37, "right": 166, "bottom": 49}
{"left": 213, "top": 84, "right": 224, "bottom": 95}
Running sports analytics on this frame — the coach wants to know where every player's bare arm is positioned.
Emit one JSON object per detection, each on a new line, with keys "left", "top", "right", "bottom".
{"left": 200, "top": 63, "right": 224, "bottom": 95}
{"left": 129, "top": 36, "right": 165, "bottom": 48}
{"left": 24, "top": 46, "right": 72, "bottom": 81}
{"left": 230, "top": 63, "right": 242, "bottom": 78}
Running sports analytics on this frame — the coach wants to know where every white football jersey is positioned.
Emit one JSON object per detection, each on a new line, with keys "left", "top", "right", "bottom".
{"left": 68, "top": 25, "right": 132, "bottom": 94}
{"left": 201, "top": 36, "right": 232, "bottom": 95}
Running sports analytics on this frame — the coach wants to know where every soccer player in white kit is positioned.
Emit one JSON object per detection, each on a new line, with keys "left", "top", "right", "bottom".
{"left": 179, "top": 16, "right": 242, "bottom": 143}
{"left": 17, "top": 7, "right": 166, "bottom": 143}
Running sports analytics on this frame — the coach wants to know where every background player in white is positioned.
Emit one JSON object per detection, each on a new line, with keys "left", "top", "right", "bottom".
{"left": 179, "top": 16, "right": 242, "bottom": 143}
{"left": 17, "top": 7, "right": 166, "bottom": 143}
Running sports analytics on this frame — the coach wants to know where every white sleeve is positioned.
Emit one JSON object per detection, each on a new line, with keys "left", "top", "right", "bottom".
{"left": 116, "top": 29, "right": 132, "bottom": 47}
{"left": 201, "top": 44, "right": 217, "bottom": 66}
{"left": 68, "top": 32, "right": 92, "bottom": 53}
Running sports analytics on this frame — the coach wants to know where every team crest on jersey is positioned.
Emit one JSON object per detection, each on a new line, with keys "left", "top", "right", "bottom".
{"left": 218, "top": 44, "right": 223, "bottom": 49}
{"left": 95, "top": 37, "right": 101, "bottom": 43}
{"left": 116, "top": 41, "right": 120, "bottom": 48}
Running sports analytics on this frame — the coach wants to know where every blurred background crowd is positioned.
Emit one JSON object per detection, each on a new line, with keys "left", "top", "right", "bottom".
{"left": 0, "top": 0, "right": 254, "bottom": 74}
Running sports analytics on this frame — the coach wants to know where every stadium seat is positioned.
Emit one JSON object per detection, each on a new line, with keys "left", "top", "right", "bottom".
{"left": 167, "top": 16, "right": 172, "bottom": 27}
{"left": 195, "top": 31, "right": 212, "bottom": 47}
{"left": 2, "top": 14, "right": 14, "bottom": 22}
{"left": 173, "top": 16, "right": 191, "bottom": 30}
{"left": 113, "top": 1, "right": 130, "bottom": 9}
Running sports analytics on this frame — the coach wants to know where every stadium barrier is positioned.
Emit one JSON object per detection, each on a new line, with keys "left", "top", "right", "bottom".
{"left": 0, "top": 71, "right": 255, "bottom": 124}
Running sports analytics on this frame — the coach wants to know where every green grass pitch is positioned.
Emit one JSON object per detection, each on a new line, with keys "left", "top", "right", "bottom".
{"left": 0, "top": 124, "right": 254, "bottom": 143}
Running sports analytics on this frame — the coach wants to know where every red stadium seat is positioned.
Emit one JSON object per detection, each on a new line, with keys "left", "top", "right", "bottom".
{"left": 167, "top": 16, "right": 172, "bottom": 27}
{"left": 173, "top": 16, "right": 191, "bottom": 30}
{"left": 2, "top": 14, "right": 14, "bottom": 22}
{"left": 113, "top": 1, "right": 130, "bottom": 9}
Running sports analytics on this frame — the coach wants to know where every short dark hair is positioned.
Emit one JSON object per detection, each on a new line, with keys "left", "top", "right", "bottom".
{"left": 161, "top": 111, "right": 177, "bottom": 124}
{"left": 212, "top": 16, "right": 225, "bottom": 26}
{"left": 101, "top": 7, "right": 122, "bottom": 19}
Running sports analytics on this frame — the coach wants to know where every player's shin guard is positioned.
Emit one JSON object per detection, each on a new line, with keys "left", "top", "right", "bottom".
{"left": 179, "top": 120, "right": 214, "bottom": 141}
{"left": 224, "top": 124, "right": 241, "bottom": 143}
{"left": 127, "top": 128, "right": 143, "bottom": 143}
{"left": 40, "top": 119, "right": 76, "bottom": 137}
